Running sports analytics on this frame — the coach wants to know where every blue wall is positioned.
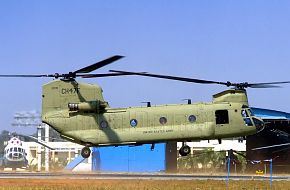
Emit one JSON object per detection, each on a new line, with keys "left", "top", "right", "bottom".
{"left": 92, "top": 144, "right": 166, "bottom": 172}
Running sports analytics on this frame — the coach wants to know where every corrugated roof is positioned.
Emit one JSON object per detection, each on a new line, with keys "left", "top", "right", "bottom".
{"left": 251, "top": 107, "right": 290, "bottom": 120}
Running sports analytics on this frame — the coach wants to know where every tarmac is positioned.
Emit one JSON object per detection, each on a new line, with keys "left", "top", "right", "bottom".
{"left": 0, "top": 172, "right": 289, "bottom": 181}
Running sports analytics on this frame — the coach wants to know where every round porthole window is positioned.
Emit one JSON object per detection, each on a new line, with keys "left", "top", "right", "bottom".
{"left": 159, "top": 117, "right": 167, "bottom": 125}
{"left": 100, "top": 120, "right": 108, "bottom": 128}
{"left": 188, "top": 115, "right": 196, "bottom": 123}
{"left": 130, "top": 119, "right": 138, "bottom": 127}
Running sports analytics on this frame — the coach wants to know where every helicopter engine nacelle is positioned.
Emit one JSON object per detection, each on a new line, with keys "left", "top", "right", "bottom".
{"left": 68, "top": 101, "right": 107, "bottom": 112}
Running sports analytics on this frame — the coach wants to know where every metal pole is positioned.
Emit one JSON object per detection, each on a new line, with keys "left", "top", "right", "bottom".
{"left": 270, "top": 159, "right": 273, "bottom": 189}
{"left": 37, "top": 125, "right": 42, "bottom": 172}
{"left": 45, "top": 124, "right": 49, "bottom": 172}
{"left": 227, "top": 157, "right": 230, "bottom": 187}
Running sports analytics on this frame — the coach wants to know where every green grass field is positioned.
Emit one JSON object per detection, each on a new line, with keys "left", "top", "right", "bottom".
{"left": 0, "top": 179, "right": 289, "bottom": 190}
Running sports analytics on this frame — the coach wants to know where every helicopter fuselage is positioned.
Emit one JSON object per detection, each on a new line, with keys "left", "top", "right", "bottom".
{"left": 42, "top": 80, "right": 262, "bottom": 147}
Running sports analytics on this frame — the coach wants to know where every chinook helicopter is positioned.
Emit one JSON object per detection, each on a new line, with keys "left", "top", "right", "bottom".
{"left": 1, "top": 55, "right": 288, "bottom": 158}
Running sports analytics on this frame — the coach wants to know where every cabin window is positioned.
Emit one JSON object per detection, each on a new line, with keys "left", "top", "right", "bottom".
{"left": 159, "top": 117, "right": 167, "bottom": 125}
{"left": 100, "top": 121, "right": 108, "bottom": 129}
{"left": 188, "top": 115, "right": 197, "bottom": 123}
{"left": 215, "top": 110, "right": 229, "bottom": 124}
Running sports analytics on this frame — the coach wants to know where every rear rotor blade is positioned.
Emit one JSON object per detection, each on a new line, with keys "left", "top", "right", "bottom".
{"left": 74, "top": 55, "right": 124, "bottom": 74}
{"left": 0, "top": 74, "right": 52, "bottom": 78}
{"left": 0, "top": 55, "right": 125, "bottom": 79}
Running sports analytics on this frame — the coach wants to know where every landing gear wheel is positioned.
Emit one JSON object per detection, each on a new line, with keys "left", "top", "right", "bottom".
{"left": 81, "top": 147, "right": 91, "bottom": 158}
{"left": 179, "top": 145, "right": 191, "bottom": 156}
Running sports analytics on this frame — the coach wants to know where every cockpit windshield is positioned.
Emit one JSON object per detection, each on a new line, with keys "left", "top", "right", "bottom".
{"left": 241, "top": 109, "right": 253, "bottom": 126}
{"left": 241, "top": 108, "right": 264, "bottom": 132}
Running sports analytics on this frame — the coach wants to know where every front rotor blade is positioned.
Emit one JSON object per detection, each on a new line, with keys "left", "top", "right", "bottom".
{"left": 110, "top": 70, "right": 229, "bottom": 85}
{"left": 249, "top": 84, "right": 281, "bottom": 88}
{"left": 74, "top": 55, "right": 124, "bottom": 74}
{"left": 111, "top": 70, "right": 290, "bottom": 89}
{"left": 248, "top": 81, "right": 290, "bottom": 88}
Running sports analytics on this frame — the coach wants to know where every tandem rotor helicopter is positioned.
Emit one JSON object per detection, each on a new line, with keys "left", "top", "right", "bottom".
{"left": 1, "top": 55, "right": 289, "bottom": 158}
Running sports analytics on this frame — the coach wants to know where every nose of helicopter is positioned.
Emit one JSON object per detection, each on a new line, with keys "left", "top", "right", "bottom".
{"left": 252, "top": 117, "right": 265, "bottom": 133}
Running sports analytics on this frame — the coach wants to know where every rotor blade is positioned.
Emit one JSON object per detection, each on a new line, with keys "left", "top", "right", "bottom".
{"left": 111, "top": 70, "right": 290, "bottom": 89}
{"left": 0, "top": 74, "right": 52, "bottom": 78}
{"left": 110, "top": 70, "right": 229, "bottom": 85}
{"left": 79, "top": 72, "right": 136, "bottom": 78}
{"left": 249, "top": 84, "right": 281, "bottom": 88}
{"left": 252, "top": 143, "right": 290, "bottom": 151}
{"left": 74, "top": 55, "right": 124, "bottom": 74}
{"left": 248, "top": 81, "right": 290, "bottom": 88}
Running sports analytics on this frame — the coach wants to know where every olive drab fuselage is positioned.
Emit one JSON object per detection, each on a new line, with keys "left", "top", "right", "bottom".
{"left": 42, "top": 80, "right": 262, "bottom": 147}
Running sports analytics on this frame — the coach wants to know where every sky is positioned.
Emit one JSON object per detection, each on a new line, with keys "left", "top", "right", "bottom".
{"left": 0, "top": 1, "right": 290, "bottom": 134}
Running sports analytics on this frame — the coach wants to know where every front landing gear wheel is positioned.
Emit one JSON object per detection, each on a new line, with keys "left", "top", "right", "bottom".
{"left": 81, "top": 147, "right": 91, "bottom": 158}
{"left": 179, "top": 145, "right": 191, "bottom": 156}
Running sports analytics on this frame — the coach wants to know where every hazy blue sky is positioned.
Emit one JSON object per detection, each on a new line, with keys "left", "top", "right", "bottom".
{"left": 0, "top": 1, "right": 290, "bottom": 133}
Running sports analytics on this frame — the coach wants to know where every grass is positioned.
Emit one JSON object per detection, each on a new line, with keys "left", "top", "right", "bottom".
{"left": 0, "top": 179, "right": 289, "bottom": 190}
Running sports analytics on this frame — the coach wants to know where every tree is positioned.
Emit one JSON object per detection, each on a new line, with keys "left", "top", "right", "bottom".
{"left": 0, "top": 130, "right": 11, "bottom": 154}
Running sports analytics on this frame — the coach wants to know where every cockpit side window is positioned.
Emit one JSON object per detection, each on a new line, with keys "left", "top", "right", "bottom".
{"left": 241, "top": 110, "right": 248, "bottom": 117}
{"left": 215, "top": 110, "right": 229, "bottom": 124}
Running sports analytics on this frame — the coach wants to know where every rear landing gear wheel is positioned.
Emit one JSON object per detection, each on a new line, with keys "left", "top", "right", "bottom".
{"left": 81, "top": 147, "right": 91, "bottom": 158}
{"left": 179, "top": 145, "right": 191, "bottom": 156}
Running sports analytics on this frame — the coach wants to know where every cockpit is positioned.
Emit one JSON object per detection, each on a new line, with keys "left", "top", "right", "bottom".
{"left": 5, "top": 146, "right": 26, "bottom": 161}
{"left": 241, "top": 107, "right": 264, "bottom": 132}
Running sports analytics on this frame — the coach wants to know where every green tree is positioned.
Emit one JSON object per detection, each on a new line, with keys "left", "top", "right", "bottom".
{"left": 178, "top": 148, "right": 226, "bottom": 173}
{"left": 0, "top": 130, "right": 11, "bottom": 154}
